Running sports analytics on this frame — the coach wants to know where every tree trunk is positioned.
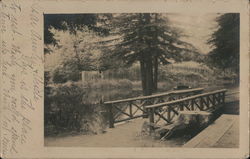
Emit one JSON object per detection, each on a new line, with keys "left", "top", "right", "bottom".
{"left": 140, "top": 54, "right": 154, "bottom": 96}
{"left": 139, "top": 13, "right": 154, "bottom": 96}
{"left": 153, "top": 56, "right": 158, "bottom": 92}
{"left": 145, "top": 54, "right": 154, "bottom": 96}
{"left": 140, "top": 56, "right": 153, "bottom": 118}
{"left": 140, "top": 59, "right": 147, "bottom": 95}
{"left": 153, "top": 14, "right": 159, "bottom": 92}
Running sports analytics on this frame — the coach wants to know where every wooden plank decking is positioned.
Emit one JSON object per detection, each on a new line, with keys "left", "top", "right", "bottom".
{"left": 183, "top": 114, "right": 239, "bottom": 148}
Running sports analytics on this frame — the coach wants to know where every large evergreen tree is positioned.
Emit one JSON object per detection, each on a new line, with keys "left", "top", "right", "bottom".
{"left": 207, "top": 13, "right": 240, "bottom": 74}
{"left": 108, "top": 13, "right": 194, "bottom": 95}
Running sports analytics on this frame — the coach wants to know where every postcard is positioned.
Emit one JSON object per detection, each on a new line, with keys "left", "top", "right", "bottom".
{"left": 0, "top": 0, "right": 249, "bottom": 158}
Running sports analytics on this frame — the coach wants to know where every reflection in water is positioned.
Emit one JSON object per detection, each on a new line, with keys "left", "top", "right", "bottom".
{"left": 82, "top": 88, "right": 142, "bottom": 131}
{"left": 82, "top": 88, "right": 142, "bottom": 104}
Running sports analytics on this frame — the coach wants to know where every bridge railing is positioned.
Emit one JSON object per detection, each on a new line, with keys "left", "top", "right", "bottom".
{"left": 145, "top": 89, "right": 227, "bottom": 132}
{"left": 104, "top": 88, "right": 204, "bottom": 128}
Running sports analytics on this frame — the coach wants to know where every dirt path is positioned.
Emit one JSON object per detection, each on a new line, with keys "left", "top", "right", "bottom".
{"left": 45, "top": 118, "right": 189, "bottom": 147}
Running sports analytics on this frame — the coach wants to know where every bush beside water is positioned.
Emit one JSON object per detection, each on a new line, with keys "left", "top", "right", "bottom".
{"left": 44, "top": 78, "right": 135, "bottom": 136}
{"left": 45, "top": 82, "right": 106, "bottom": 136}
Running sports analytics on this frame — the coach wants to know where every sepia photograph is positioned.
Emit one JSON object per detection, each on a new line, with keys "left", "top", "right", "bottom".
{"left": 43, "top": 13, "right": 239, "bottom": 148}
{"left": 1, "top": 0, "right": 249, "bottom": 158}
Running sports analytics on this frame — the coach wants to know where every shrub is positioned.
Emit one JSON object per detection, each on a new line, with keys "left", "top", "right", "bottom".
{"left": 44, "top": 82, "right": 106, "bottom": 136}
{"left": 52, "top": 64, "right": 81, "bottom": 84}
{"left": 52, "top": 67, "right": 68, "bottom": 83}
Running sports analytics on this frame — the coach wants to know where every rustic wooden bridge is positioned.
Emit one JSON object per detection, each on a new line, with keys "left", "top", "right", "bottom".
{"left": 104, "top": 88, "right": 204, "bottom": 128}
{"left": 104, "top": 88, "right": 227, "bottom": 133}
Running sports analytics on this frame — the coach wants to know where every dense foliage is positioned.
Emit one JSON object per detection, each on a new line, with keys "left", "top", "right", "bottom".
{"left": 207, "top": 13, "right": 240, "bottom": 75}
{"left": 44, "top": 14, "right": 111, "bottom": 46}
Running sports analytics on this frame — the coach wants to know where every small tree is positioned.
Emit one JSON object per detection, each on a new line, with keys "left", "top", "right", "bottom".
{"left": 46, "top": 26, "right": 107, "bottom": 83}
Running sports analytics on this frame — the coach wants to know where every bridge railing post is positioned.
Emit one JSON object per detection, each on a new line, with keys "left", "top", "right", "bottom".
{"left": 143, "top": 99, "right": 149, "bottom": 118}
{"left": 107, "top": 104, "right": 114, "bottom": 128}
{"left": 191, "top": 99, "right": 194, "bottom": 110}
{"left": 167, "top": 107, "right": 171, "bottom": 121}
{"left": 180, "top": 102, "right": 184, "bottom": 111}
{"left": 148, "top": 108, "right": 155, "bottom": 134}
{"left": 129, "top": 101, "right": 133, "bottom": 117}
{"left": 222, "top": 92, "right": 225, "bottom": 104}
{"left": 200, "top": 97, "right": 204, "bottom": 111}
{"left": 212, "top": 94, "right": 216, "bottom": 106}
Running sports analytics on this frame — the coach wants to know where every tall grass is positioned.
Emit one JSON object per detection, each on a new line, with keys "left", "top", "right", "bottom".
{"left": 103, "top": 63, "right": 141, "bottom": 81}
{"left": 82, "top": 79, "right": 133, "bottom": 89}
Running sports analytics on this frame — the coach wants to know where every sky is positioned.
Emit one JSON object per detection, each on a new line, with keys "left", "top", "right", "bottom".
{"left": 167, "top": 13, "right": 219, "bottom": 54}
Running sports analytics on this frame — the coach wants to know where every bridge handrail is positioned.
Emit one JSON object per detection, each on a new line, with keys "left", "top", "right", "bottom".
{"left": 145, "top": 89, "right": 227, "bottom": 109}
{"left": 104, "top": 88, "right": 204, "bottom": 105}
